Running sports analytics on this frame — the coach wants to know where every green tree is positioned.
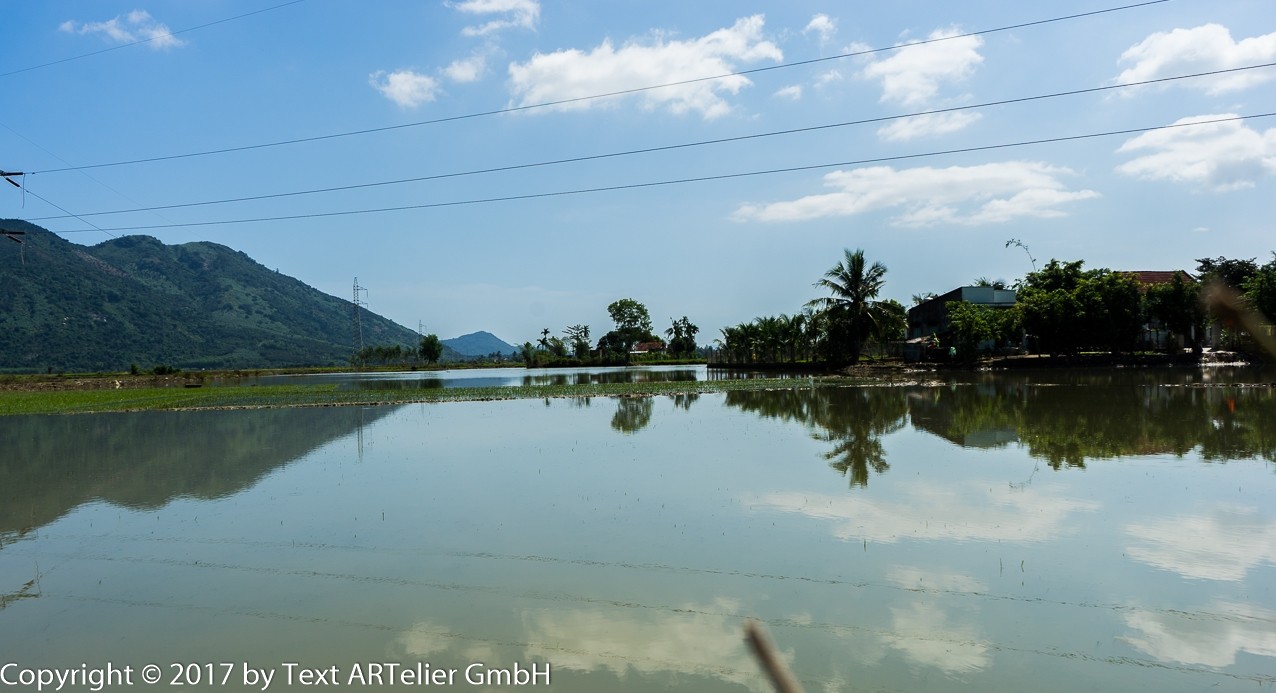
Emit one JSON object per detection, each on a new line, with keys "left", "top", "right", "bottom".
{"left": 418, "top": 334, "right": 443, "bottom": 364}
{"left": 665, "top": 316, "right": 699, "bottom": 357}
{"left": 1146, "top": 273, "right": 1206, "bottom": 353}
{"left": 1243, "top": 254, "right": 1276, "bottom": 323}
{"left": 1017, "top": 260, "right": 1141, "bottom": 354}
{"left": 869, "top": 299, "right": 907, "bottom": 357}
{"left": 603, "top": 298, "right": 655, "bottom": 355}
{"left": 754, "top": 315, "right": 784, "bottom": 363}
{"left": 1196, "top": 256, "right": 1258, "bottom": 289}
{"left": 1076, "top": 270, "right": 1142, "bottom": 353}
{"left": 946, "top": 301, "right": 997, "bottom": 361}
{"left": 807, "top": 249, "right": 892, "bottom": 365}
{"left": 564, "top": 324, "right": 591, "bottom": 358}
{"left": 519, "top": 341, "right": 540, "bottom": 368}
{"left": 1016, "top": 260, "right": 1088, "bottom": 355}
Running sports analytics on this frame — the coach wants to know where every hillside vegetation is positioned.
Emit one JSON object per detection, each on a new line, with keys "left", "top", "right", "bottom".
{"left": 0, "top": 220, "right": 428, "bottom": 372}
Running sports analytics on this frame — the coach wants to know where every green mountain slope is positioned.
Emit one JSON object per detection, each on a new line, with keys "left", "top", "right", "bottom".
{"left": 0, "top": 220, "right": 428, "bottom": 372}
{"left": 443, "top": 331, "right": 518, "bottom": 357}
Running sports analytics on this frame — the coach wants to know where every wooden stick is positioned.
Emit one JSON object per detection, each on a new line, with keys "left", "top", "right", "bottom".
{"left": 744, "top": 619, "right": 804, "bottom": 693}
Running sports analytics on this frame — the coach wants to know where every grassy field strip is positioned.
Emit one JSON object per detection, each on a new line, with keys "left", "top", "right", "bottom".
{"left": 0, "top": 377, "right": 848, "bottom": 416}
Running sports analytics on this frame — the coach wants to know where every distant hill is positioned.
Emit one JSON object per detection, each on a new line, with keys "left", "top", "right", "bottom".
{"left": 443, "top": 331, "right": 518, "bottom": 357}
{"left": 0, "top": 220, "right": 447, "bottom": 372}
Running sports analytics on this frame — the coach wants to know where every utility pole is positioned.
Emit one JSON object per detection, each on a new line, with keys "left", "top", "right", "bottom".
{"left": 2, "top": 171, "right": 28, "bottom": 265}
{"left": 352, "top": 277, "right": 368, "bottom": 365}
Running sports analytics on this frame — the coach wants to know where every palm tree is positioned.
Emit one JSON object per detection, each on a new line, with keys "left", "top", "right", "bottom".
{"left": 754, "top": 315, "right": 783, "bottom": 363}
{"left": 807, "top": 248, "right": 890, "bottom": 365}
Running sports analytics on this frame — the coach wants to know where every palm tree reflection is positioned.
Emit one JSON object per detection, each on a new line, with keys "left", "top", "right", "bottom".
{"left": 726, "top": 387, "right": 909, "bottom": 487}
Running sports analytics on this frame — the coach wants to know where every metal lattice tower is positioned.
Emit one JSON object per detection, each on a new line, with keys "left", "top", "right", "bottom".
{"left": 352, "top": 277, "right": 368, "bottom": 359}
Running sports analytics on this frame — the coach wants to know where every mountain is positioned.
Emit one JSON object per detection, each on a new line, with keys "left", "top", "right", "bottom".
{"left": 0, "top": 220, "right": 433, "bottom": 372}
{"left": 443, "top": 330, "right": 518, "bottom": 357}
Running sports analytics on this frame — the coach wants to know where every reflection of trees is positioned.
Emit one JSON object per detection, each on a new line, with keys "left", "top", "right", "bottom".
{"left": 724, "top": 374, "right": 1276, "bottom": 484}
{"left": 611, "top": 397, "right": 654, "bottom": 434}
{"left": 910, "top": 375, "right": 1276, "bottom": 469}
{"left": 0, "top": 406, "right": 396, "bottom": 535}
{"left": 725, "top": 387, "right": 909, "bottom": 487}
{"left": 523, "top": 369, "right": 700, "bottom": 387}
{"left": 908, "top": 381, "right": 1025, "bottom": 449}
{"left": 670, "top": 392, "right": 699, "bottom": 411}
{"left": 357, "top": 378, "right": 444, "bottom": 390}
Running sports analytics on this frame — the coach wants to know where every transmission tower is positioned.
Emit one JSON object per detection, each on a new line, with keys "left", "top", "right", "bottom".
{"left": 352, "top": 277, "right": 368, "bottom": 362}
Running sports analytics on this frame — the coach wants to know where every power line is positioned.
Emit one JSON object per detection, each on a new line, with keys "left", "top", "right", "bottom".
{"left": 26, "top": 0, "right": 1172, "bottom": 176}
{"left": 47, "top": 112, "right": 1274, "bottom": 235}
{"left": 2, "top": 173, "right": 117, "bottom": 238}
{"left": 2, "top": 119, "right": 183, "bottom": 228}
{"left": 20, "top": 188, "right": 117, "bottom": 239}
{"left": 26, "top": 62, "right": 1272, "bottom": 224}
{"left": 0, "top": 0, "right": 312, "bottom": 79}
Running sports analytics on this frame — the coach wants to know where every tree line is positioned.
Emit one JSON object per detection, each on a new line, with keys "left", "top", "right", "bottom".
{"left": 717, "top": 248, "right": 1276, "bottom": 366}
{"left": 519, "top": 298, "right": 701, "bottom": 368}
{"left": 948, "top": 254, "right": 1276, "bottom": 360}
{"left": 717, "top": 249, "right": 907, "bottom": 367}
{"left": 351, "top": 334, "right": 443, "bottom": 367}
{"left": 352, "top": 248, "right": 1276, "bottom": 371}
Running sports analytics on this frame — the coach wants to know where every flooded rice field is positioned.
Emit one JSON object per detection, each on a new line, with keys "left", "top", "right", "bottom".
{"left": 1, "top": 367, "right": 1273, "bottom": 691}
{"left": 248, "top": 364, "right": 790, "bottom": 390}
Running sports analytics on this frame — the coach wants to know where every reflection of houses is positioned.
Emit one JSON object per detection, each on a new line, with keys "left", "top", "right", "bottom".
{"left": 907, "top": 388, "right": 1021, "bottom": 449}
{"left": 905, "top": 286, "right": 1017, "bottom": 360}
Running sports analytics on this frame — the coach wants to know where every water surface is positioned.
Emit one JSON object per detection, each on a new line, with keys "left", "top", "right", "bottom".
{"left": 250, "top": 364, "right": 786, "bottom": 390}
{"left": 1, "top": 368, "right": 1273, "bottom": 691}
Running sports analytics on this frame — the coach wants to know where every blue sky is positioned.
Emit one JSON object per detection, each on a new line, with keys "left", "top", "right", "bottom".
{"left": 2, "top": 0, "right": 1274, "bottom": 346}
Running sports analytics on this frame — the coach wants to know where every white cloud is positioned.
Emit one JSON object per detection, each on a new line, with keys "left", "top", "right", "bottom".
{"left": 883, "top": 602, "right": 989, "bottom": 674}
{"left": 369, "top": 70, "right": 442, "bottom": 108}
{"left": 860, "top": 28, "right": 983, "bottom": 108}
{"left": 370, "top": 54, "right": 484, "bottom": 107}
{"left": 851, "top": 27, "right": 983, "bottom": 139}
{"left": 507, "top": 15, "right": 783, "bottom": 120}
{"left": 733, "top": 161, "right": 1099, "bottom": 226}
{"left": 751, "top": 481, "right": 1098, "bottom": 544}
{"left": 804, "top": 14, "right": 837, "bottom": 44}
{"left": 1122, "top": 602, "right": 1276, "bottom": 667}
{"left": 59, "top": 9, "right": 184, "bottom": 50}
{"left": 444, "top": 54, "right": 487, "bottom": 83}
{"left": 1116, "top": 115, "right": 1276, "bottom": 191}
{"left": 886, "top": 566, "right": 985, "bottom": 594}
{"left": 1124, "top": 503, "right": 1276, "bottom": 581}
{"left": 1114, "top": 24, "right": 1276, "bottom": 95}
{"left": 814, "top": 69, "right": 844, "bottom": 89}
{"left": 448, "top": 0, "right": 539, "bottom": 36}
{"left": 877, "top": 112, "right": 982, "bottom": 142}
{"left": 774, "top": 85, "right": 802, "bottom": 101}
{"left": 520, "top": 599, "right": 780, "bottom": 692}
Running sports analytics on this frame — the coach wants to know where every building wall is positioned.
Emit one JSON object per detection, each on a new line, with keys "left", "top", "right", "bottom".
{"left": 907, "top": 286, "right": 1017, "bottom": 340}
